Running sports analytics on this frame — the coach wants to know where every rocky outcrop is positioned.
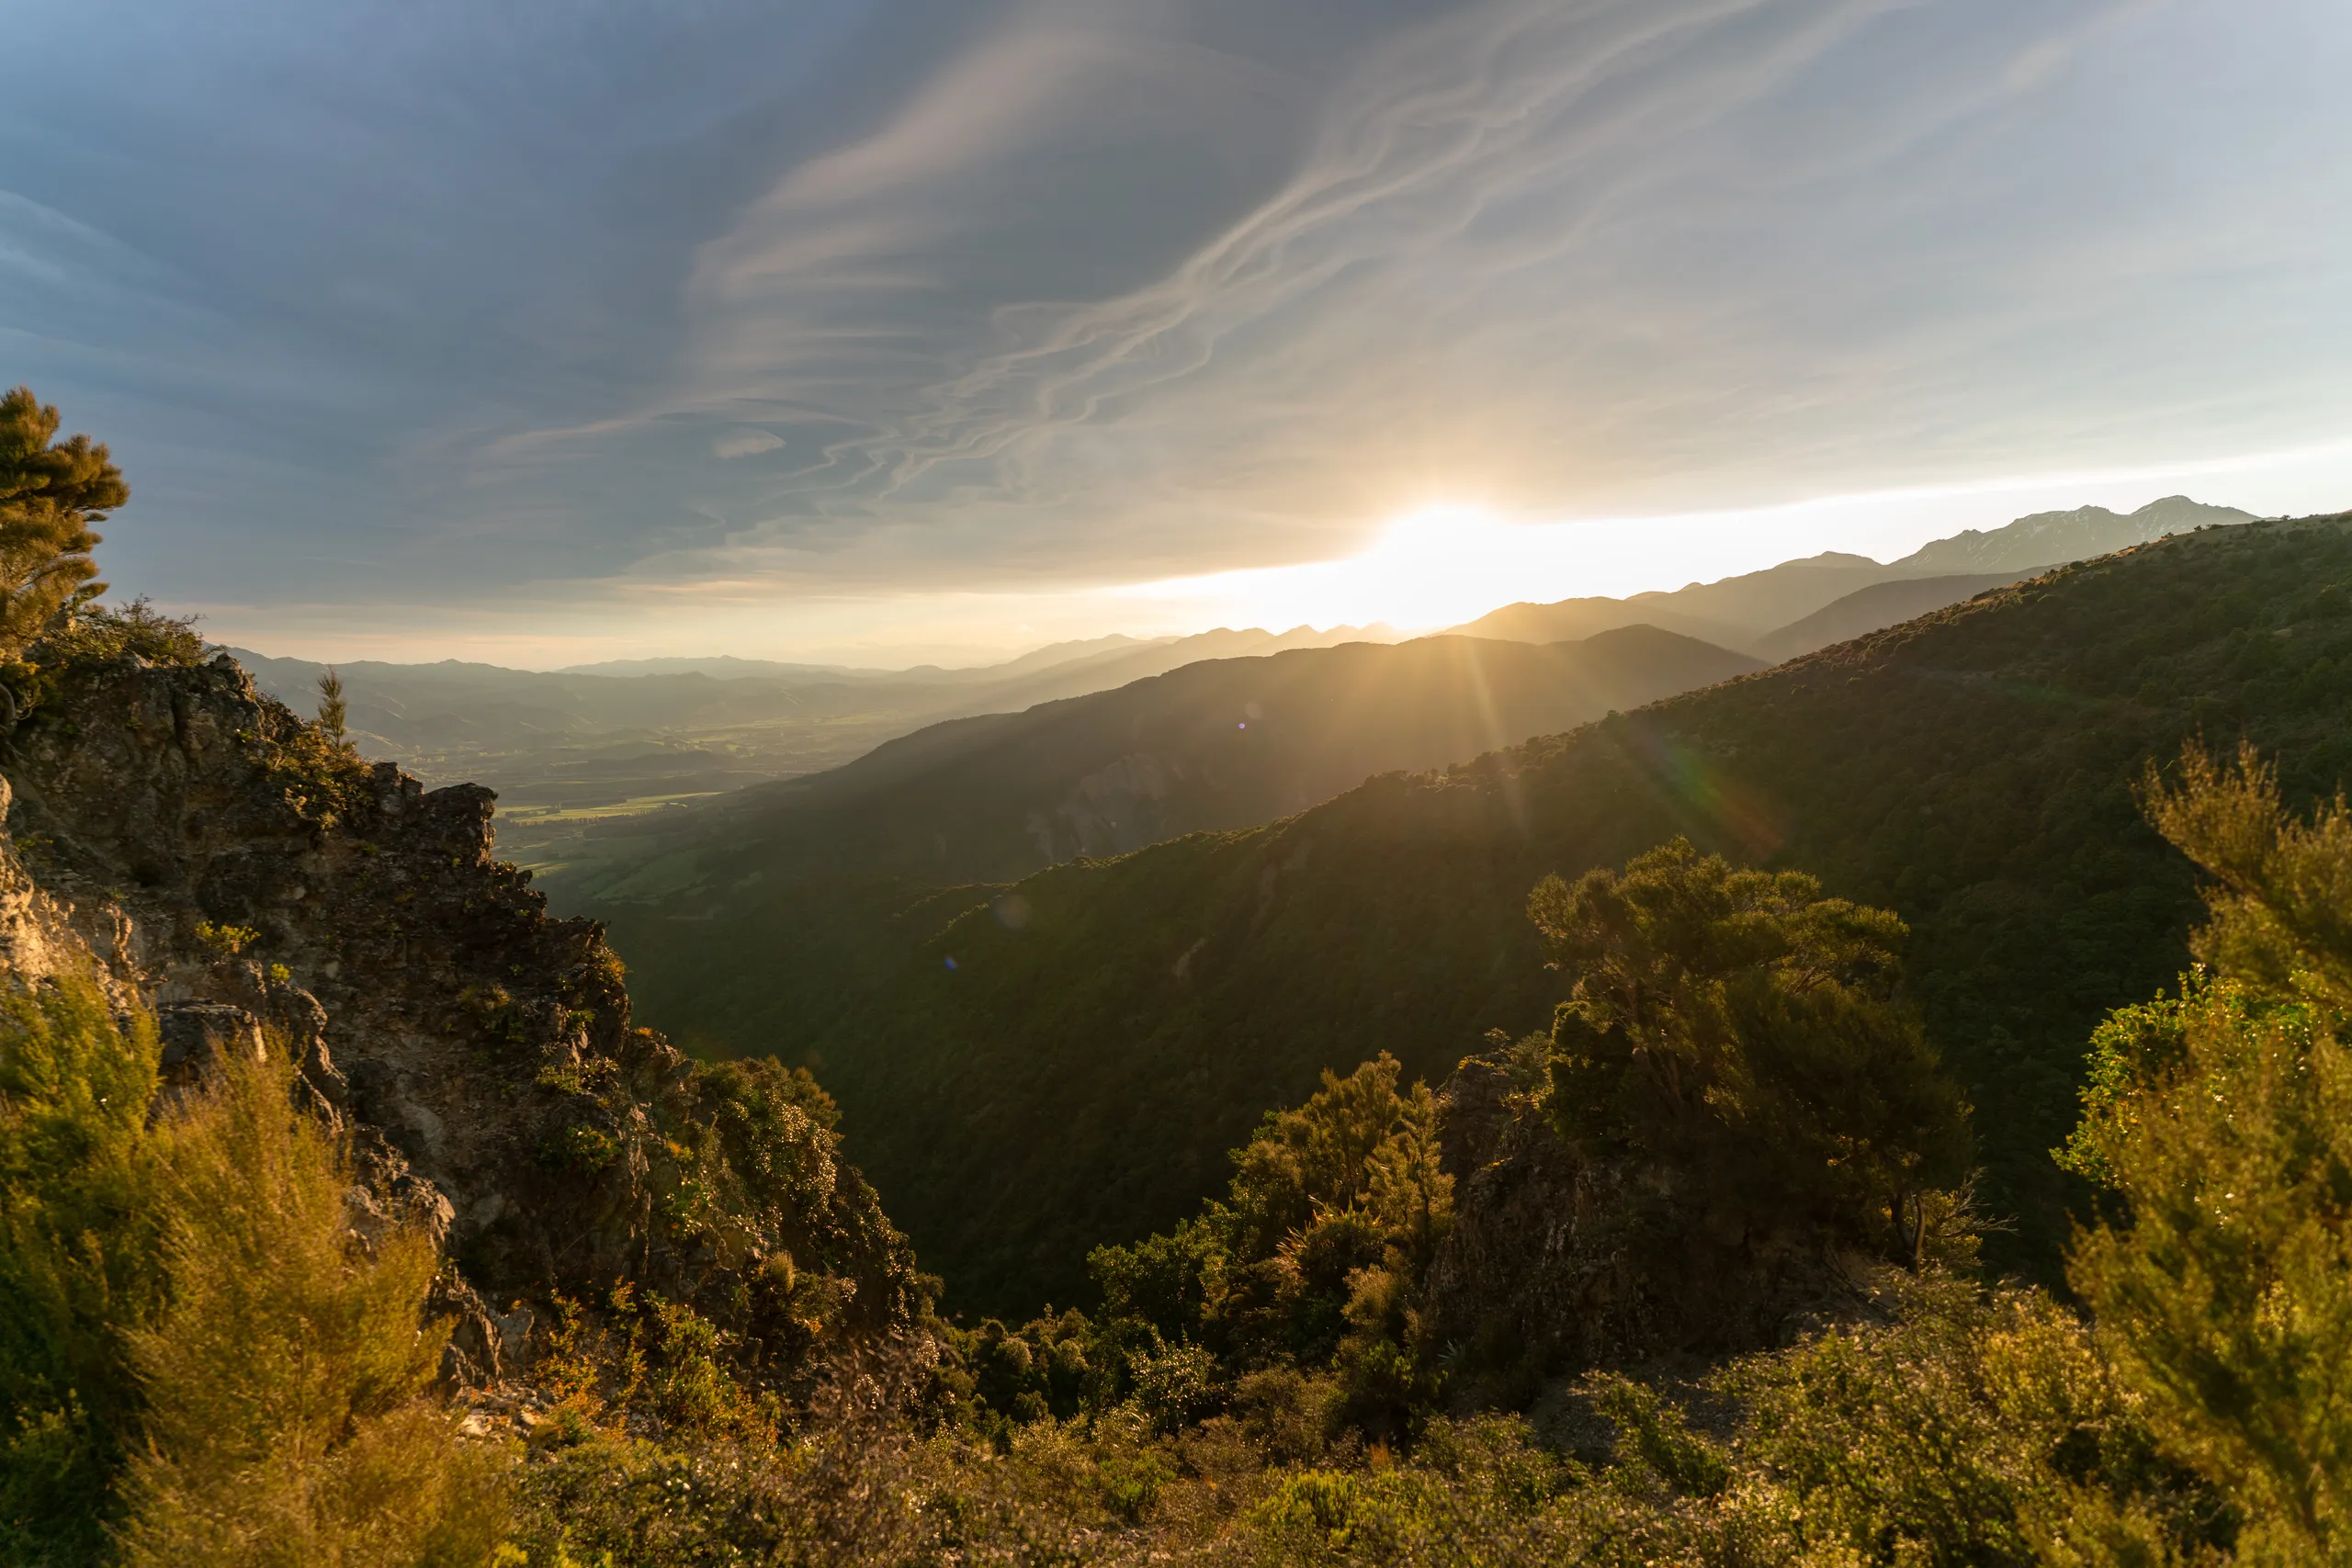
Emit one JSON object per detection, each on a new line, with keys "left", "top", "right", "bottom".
{"left": 1428, "top": 1038, "right": 1874, "bottom": 1388}
{"left": 0, "top": 649, "right": 923, "bottom": 1382}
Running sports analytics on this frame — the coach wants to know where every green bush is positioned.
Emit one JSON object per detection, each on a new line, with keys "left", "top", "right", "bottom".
{"left": 1532, "top": 838, "right": 1973, "bottom": 1258}
{"left": 1, "top": 978, "right": 513, "bottom": 1563}
{"left": 2063, "top": 746, "right": 2352, "bottom": 1562}
{"left": 27, "top": 598, "right": 208, "bottom": 671}
{"left": 116, "top": 1045, "right": 511, "bottom": 1565}
{"left": 0, "top": 977, "right": 164, "bottom": 1561}
{"left": 1723, "top": 1275, "right": 2219, "bottom": 1565}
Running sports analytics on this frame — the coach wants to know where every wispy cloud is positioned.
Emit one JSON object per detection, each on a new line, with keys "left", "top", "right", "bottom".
{"left": 3, "top": 0, "right": 2349, "bottom": 650}
{"left": 621, "top": 0, "right": 2352, "bottom": 592}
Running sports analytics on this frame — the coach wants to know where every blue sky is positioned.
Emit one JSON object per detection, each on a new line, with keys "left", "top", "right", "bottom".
{"left": 6, "top": 0, "right": 2350, "bottom": 664}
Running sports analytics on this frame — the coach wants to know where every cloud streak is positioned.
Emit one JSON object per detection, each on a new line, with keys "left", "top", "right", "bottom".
{"left": 3, "top": 0, "right": 2349, "bottom": 650}
{"left": 618, "top": 0, "right": 2352, "bottom": 592}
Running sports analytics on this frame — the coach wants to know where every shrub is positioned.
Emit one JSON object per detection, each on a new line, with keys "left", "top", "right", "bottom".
{"left": 1089, "top": 1055, "right": 1453, "bottom": 1404}
{"left": 2062, "top": 745, "right": 2352, "bottom": 1562}
{"left": 27, "top": 597, "right": 208, "bottom": 671}
{"left": 0, "top": 976, "right": 164, "bottom": 1561}
{"left": 114, "top": 1046, "right": 512, "bottom": 1564}
{"left": 1724, "top": 1275, "right": 2219, "bottom": 1565}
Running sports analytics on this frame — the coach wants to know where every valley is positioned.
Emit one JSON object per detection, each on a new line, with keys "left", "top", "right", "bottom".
{"left": 594, "top": 512, "right": 2342, "bottom": 1315}
{"left": 17, "top": 11, "right": 2350, "bottom": 1551}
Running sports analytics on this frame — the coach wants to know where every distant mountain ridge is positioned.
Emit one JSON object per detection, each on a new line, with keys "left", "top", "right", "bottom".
{"left": 560, "top": 633, "right": 1179, "bottom": 684}
{"left": 1449, "top": 554, "right": 1887, "bottom": 650}
{"left": 226, "top": 621, "right": 1400, "bottom": 824}
{"left": 230, "top": 498, "right": 2252, "bottom": 844}
{"left": 1449, "top": 495, "right": 2254, "bottom": 657}
{"left": 1888, "top": 495, "right": 2252, "bottom": 576}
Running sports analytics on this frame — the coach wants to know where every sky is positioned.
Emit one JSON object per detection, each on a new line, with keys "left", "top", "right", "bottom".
{"left": 5, "top": 0, "right": 2351, "bottom": 667}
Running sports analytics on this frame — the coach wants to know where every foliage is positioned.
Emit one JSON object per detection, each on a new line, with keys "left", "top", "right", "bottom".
{"left": 506, "top": 1340, "right": 1246, "bottom": 1567}
{"left": 0, "top": 978, "right": 164, "bottom": 1562}
{"left": 0, "top": 977, "right": 512, "bottom": 1562}
{"left": 1532, "top": 838, "right": 1972, "bottom": 1258}
{"left": 192, "top": 919, "right": 260, "bottom": 959}
{"left": 1082, "top": 1055, "right": 1453, "bottom": 1440}
{"left": 316, "top": 666, "right": 348, "bottom": 745}
{"left": 251, "top": 709, "right": 379, "bottom": 828}
{"left": 956, "top": 1310, "right": 1106, "bottom": 1433}
{"left": 499, "top": 1268, "right": 2245, "bottom": 1568}
{"left": 116, "top": 1044, "right": 511, "bottom": 1565}
{"left": 605, "top": 513, "right": 2352, "bottom": 1313}
{"left": 509, "top": 1046, "right": 924, "bottom": 1454}
{"left": 536, "top": 1280, "right": 783, "bottom": 1448}
{"left": 0, "top": 387, "right": 124, "bottom": 663}
{"left": 0, "top": 595, "right": 209, "bottom": 749}
{"left": 1722, "top": 1275, "right": 2223, "bottom": 1565}
{"left": 647, "top": 1051, "right": 923, "bottom": 1350}
{"left": 2063, "top": 746, "right": 2352, "bottom": 1562}
{"left": 24, "top": 598, "right": 209, "bottom": 673}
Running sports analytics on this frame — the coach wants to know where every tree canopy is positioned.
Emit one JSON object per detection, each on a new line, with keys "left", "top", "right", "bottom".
{"left": 0, "top": 387, "right": 126, "bottom": 660}
{"left": 1532, "top": 839, "right": 1972, "bottom": 1258}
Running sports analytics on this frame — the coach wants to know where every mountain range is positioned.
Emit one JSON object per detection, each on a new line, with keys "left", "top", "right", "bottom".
{"left": 1449, "top": 494, "right": 2250, "bottom": 654}
{"left": 228, "top": 622, "right": 1398, "bottom": 881}
{"left": 590, "top": 512, "right": 2350, "bottom": 1314}
{"left": 230, "top": 495, "right": 2248, "bottom": 856}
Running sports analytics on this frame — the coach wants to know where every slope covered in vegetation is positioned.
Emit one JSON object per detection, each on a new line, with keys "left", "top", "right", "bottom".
{"left": 607, "top": 513, "right": 2352, "bottom": 1313}
{"left": 0, "top": 385, "right": 929, "bottom": 1555}
{"left": 508, "top": 750, "right": 2349, "bottom": 1565}
{"left": 553, "top": 625, "right": 1758, "bottom": 904}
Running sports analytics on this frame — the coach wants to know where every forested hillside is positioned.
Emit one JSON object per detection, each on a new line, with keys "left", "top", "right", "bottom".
{"left": 606, "top": 514, "right": 2352, "bottom": 1314}
{"left": 548, "top": 626, "right": 1758, "bottom": 902}
{"left": 1747, "top": 571, "right": 2018, "bottom": 661}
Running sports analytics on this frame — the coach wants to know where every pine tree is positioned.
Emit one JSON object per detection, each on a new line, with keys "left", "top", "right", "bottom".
{"left": 316, "top": 667, "right": 347, "bottom": 744}
{"left": 0, "top": 387, "right": 126, "bottom": 668}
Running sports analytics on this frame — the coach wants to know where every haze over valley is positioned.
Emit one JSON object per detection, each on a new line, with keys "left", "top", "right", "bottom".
{"left": 218, "top": 493, "right": 2254, "bottom": 893}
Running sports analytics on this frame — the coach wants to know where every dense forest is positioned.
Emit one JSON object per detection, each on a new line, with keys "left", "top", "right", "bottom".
{"left": 605, "top": 513, "right": 2352, "bottom": 1313}
{"left": 4, "top": 387, "right": 2349, "bottom": 1563}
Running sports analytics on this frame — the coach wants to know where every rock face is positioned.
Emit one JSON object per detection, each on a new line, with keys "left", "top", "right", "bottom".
{"left": 0, "top": 649, "right": 922, "bottom": 1380}
{"left": 1428, "top": 1039, "right": 1871, "bottom": 1386}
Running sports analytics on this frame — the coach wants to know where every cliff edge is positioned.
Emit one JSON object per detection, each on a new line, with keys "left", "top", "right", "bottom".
{"left": 0, "top": 646, "right": 923, "bottom": 1382}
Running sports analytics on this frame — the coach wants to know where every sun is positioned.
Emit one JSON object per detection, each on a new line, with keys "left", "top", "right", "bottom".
{"left": 1320, "top": 504, "right": 1531, "bottom": 629}
{"left": 1107, "top": 503, "right": 1559, "bottom": 632}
